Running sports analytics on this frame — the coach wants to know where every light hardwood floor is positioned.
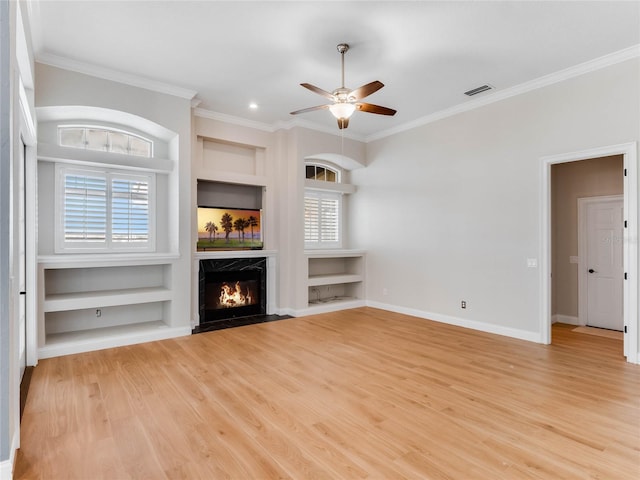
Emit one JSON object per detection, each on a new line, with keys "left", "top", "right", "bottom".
{"left": 15, "top": 308, "right": 640, "bottom": 479}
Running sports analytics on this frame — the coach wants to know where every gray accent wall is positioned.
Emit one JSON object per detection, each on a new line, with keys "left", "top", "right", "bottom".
{"left": 0, "top": 0, "right": 10, "bottom": 463}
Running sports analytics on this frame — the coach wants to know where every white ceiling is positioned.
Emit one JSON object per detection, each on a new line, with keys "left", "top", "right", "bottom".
{"left": 31, "top": 1, "right": 640, "bottom": 139}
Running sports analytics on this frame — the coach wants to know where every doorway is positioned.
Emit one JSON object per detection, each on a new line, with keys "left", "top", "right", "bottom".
{"left": 541, "top": 143, "right": 638, "bottom": 364}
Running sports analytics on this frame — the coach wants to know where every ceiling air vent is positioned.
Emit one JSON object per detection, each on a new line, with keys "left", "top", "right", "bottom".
{"left": 464, "top": 84, "right": 493, "bottom": 96}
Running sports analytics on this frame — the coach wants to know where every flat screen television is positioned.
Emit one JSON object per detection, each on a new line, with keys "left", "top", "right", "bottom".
{"left": 197, "top": 206, "right": 263, "bottom": 251}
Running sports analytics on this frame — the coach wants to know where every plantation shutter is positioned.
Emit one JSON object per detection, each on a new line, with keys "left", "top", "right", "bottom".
{"left": 57, "top": 166, "right": 154, "bottom": 252}
{"left": 304, "top": 190, "right": 341, "bottom": 248}
{"left": 63, "top": 173, "right": 107, "bottom": 243}
{"left": 111, "top": 176, "right": 150, "bottom": 243}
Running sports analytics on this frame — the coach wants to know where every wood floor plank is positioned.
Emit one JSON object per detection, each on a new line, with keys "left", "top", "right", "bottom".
{"left": 15, "top": 309, "right": 640, "bottom": 479}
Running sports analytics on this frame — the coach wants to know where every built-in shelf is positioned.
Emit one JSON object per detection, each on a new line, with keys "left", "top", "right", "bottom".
{"left": 44, "top": 286, "right": 172, "bottom": 312}
{"left": 39, "top": 321, "right": 190, "bottom": 359}
{"left": 305, "top": 250, "right": 366, "bottom": 313}
{"left": 307, "top": 273, "right": 363, "bottom": 287}
{"left": 38, "top": 256, "right": 183, "bottom": 358}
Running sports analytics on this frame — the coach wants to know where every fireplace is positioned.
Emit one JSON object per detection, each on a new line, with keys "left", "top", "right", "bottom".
{"left": 199, "top": 257, "right": 266, "bottom": 324}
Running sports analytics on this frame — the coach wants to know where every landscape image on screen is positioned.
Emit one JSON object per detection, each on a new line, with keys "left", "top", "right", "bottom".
{"left": 197, "top": 207, "right": 263, "bottom": 250}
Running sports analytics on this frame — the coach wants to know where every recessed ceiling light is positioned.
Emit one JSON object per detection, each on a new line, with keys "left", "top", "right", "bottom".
{"left": 249, "top": 102, "right": 258, "bottom": 110}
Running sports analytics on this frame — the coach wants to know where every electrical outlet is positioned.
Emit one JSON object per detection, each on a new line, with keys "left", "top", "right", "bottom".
{"left": 96, "top": 309, "right": 102, "bottom": 317}
{"left": 461, "top": 301, "right": 466, "bottom": 309}
{"left": 383, "top": 288, "right": 388, "bottom": 296}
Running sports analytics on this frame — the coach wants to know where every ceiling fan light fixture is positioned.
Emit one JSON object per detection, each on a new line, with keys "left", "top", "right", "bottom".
{"left": 329, "top": 102, "right": 356, "bottom": 119}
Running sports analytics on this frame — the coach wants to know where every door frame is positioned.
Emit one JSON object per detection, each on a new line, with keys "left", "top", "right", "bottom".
{"left": 577, "top": 195, "right": 624, "bottom": 333}
{"left": 18, "top": 79, "right": 37, "bottom": 367}
{"left": 541, "top": 142, "right": 638, "bottom": 363}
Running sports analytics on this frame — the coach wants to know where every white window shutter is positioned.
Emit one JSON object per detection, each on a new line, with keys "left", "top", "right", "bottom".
{"left": 63, "top": 173, "right": 107, "bottom": 242}
{"left": 111, "top": 176, "right": 150, "bottom": 243}
{"left": 57, "top": 165, "right": 154, "bottom": 252}
{"left": 304, "top": 190, "right": 341, "bottom": 248}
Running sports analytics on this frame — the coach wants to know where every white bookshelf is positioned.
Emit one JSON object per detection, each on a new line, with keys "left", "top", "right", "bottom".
{"left": 305, "top": 250, "right": 366, "bottom": 313}
{"left": 37, "top": 254, "right": 189, "bottom": 358}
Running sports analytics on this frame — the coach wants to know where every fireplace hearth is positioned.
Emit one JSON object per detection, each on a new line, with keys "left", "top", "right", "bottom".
{"left": 199, "top": 257, "right": 266, "bottom": 325}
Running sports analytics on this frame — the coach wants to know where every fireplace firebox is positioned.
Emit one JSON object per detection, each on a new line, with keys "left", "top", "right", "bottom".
{"left": 199, "top": 258, "right": 266, "bottom": 324}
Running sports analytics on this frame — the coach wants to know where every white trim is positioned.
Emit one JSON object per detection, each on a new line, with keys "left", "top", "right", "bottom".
{"left": 194, "top": 107, "right": 367, "bottom": 142}
{"left": 552, "top": 314, "right": 579, "bottom": 326}
{"left": 541, "top": 143, "right": 638, "bottom": 364}
{"left": 193, "top": 108, "right": 276, "bottom": 133}
{"left": 305, "top": 179, "right": 356, "bottom": 195}
{"left": 0, "top": 430, "right": 18, "bottom": 480}
{"left": 37, "top": 105, "right": 177, "bottom": 142}
{"left": 37, "top": 325, "right": 192, "bottom": 360}
{"left": 36, "top": 52, "right": 197, "bottom": 100}
{"left": 577, "top": 195, "right": 624, "bottom": 330}
{"left": 38, "top": 252, "right": 180, "bottom": 268}
{"left": 367, "top": 44, "right": 640, "bottom": 142}
{"left": 367, "top": 301, "right": 542, "bottom": 343}
{"left": 19, "top": 78, "right": 38, "bottom": 368}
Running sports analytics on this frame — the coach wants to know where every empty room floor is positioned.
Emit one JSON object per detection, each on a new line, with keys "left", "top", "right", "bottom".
{"left": 15, "top": 308, "right": 640, "bottom": 479}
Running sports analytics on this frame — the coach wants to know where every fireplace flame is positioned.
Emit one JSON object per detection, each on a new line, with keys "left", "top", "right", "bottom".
{"left": 219, "top": 281, "right": 253, "bottom": 308}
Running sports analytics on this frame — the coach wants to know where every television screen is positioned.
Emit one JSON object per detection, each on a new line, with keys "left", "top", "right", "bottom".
{"left": 197, "top": 206, "right": 263, "bottom": 250}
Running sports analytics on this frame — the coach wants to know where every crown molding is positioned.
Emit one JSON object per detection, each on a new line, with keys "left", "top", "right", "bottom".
{"left": 193, "top": 108, "right": 277, "bottom": 133}
{"left": 194, "top": 108, "right": 366, "bottom": 142}
{"left": 367, "top": 44, "right": 640, "bottom": 142}
{"left": 36, "top": 52, "right": 198, "bottom": 100}
{"left": 274, "top": 117, "right": 366, "bottom": 142}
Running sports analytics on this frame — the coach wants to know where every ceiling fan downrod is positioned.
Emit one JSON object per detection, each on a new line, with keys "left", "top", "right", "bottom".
{"left": 337, "top": 43, "right": 349, "bottom": 89}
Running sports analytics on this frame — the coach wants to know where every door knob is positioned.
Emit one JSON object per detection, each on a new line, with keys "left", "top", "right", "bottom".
{"left": 588, "top": 268, "right": 596, "bottom": 273}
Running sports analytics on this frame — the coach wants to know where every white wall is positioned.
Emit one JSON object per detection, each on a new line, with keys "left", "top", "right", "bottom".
{"left": 351, "top": 58, "right": 640, "bottom": 340}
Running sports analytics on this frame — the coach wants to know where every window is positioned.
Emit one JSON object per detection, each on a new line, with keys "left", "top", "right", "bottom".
{"left": 59, "top": 126, "right": 153, "bottom": 157}
{"left": 304, "top": 190, "right": 341, "bottom": 248}
{"left": 305, "top": 161, "right": 351, "bottom": 249}
{"left": 305, "top": 164, "right": 339, "bottom": 182}
{"left": 56, "top": 165, "right": 155, "bottom": 252}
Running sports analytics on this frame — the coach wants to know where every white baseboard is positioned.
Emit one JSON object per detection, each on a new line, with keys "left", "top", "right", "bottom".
{"left": 552, "top": 314, "right": 579, "bottom": 325}
{"left": 0, "top": 459, "right": 12, "bottom": 480}
{"left": 366, "top": 300, "right": 542, "bottom": 343}
{"left": 0, "top": 430, "right": 19, "bottom": 480}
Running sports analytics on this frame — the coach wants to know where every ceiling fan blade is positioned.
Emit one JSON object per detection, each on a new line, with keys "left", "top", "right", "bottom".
{"left": 290, "top": 104, "right": 330, "bottom": 115}
{"left": 337, "top": 118, "right": 349, "bottom": 129}
{"left": 349, "top": 81, "right": 384, "bottom": 100}
{"left": 301, "top": 83, "right": 335, "bottom": 100}
{"left": 356, "top": 102, "right": 397, "bottom": 116}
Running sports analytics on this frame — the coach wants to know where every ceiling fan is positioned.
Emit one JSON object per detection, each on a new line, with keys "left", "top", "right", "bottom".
{"left": 290, "top": 43, "right": 397, "bottom": 129}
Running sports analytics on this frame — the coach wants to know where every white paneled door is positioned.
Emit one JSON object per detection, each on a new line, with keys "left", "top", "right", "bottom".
{"left": 583, "top": 197, "right": 624, "bottom": 331}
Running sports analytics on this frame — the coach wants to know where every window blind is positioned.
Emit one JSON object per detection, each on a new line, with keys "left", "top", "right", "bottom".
{"left": 305, "top": 190, "right": 341, "bottom": 248}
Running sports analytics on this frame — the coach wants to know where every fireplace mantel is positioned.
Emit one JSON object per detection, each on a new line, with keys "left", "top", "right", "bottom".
{"left": 194, "top": 249, "right": 277, "bottom": 260}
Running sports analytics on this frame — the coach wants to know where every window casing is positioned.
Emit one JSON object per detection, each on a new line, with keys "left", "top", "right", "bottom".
{"left": 55, "top": 165, "right": 155, "bottom": 253}
{"left": 304, "top": 162, "right": 346, "bottom": 249}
